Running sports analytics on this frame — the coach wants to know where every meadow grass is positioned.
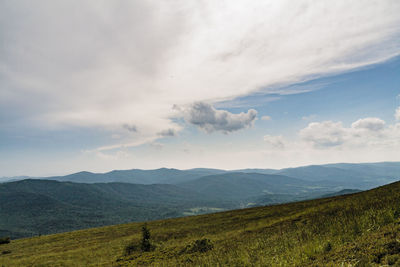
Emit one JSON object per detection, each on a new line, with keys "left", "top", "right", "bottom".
{"left": 1, "top": 181, "right": 400, "bottom": 266}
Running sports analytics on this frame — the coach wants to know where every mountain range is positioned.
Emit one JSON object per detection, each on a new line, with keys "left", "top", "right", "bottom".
{"left": 3, "top": 161, "right": 399, "bottom": 189}
{"left": 1, "top": 162, "right": 399, "bottom": 239}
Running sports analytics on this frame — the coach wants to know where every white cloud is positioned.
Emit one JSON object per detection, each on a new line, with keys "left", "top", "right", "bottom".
{"left": 395, "top": 107, "right": 400, "bottom": 120}
{"left": 252, "top": 114, "right": 400, "bottom": 170}
{"left": 1, "top": 0, "right": 400, "bottom": 149}
{"left": 300, "top": 117, "right": 399, "bottom": 148}
{"left": 300, "top": 121, "right": 347, "bottom": 147}
{"left": 181, "top": 102, "right": 257, "bottom": 134}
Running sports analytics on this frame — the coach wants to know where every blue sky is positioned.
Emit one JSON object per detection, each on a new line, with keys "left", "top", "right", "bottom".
{"left": 1, "top": 1, "right": 400, "bottom": 176}
{"left": 234, "top": 56, "right": 400, "bottom": 134}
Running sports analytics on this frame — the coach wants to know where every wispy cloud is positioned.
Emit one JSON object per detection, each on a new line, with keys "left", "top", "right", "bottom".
{"left": 261, "top": 116, "right": 271, "bottom": 121}
{"left": 302, "top": 115, "right": 317, "bottom": 121}
{"left": 263, "top": 135, "right": 286, "bottom": 149}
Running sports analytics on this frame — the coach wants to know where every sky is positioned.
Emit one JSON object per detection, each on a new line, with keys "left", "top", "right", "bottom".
{"left": 1, "top": 0, "right": 400, "bottom": 177}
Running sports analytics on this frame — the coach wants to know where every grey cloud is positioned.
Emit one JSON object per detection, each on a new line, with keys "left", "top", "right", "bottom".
{"left": 150, "top": 142, "right": 164, "bottom": 150}
{"left": 0, "top": 0, "right": 187, "bottom": 128}
{"left": 158, "top": 128, "right": 176, "bottom": 137}
{"left": 0, "top": 1, "right": 186, "bottom": 77}
{"left": 351, "top": 118, "right": 385, "bottom": 131}
{"left": 182, "top": 102, "right": 257, "bottom": 134}
{"left": 123, "top": 124, "right": 137, "bottom": 132}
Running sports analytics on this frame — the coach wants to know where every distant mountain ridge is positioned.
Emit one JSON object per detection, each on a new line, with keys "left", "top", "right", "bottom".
{"left": 3, "top": 162, "right": 398, "bottom": 188}
{"left": 45, "top": 168, "right": 226, "bottom": 184}
{"left": 36, "top": 161, "right": 400, "bottom": 189}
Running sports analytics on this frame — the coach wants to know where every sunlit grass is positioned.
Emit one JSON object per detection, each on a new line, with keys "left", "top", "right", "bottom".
{"left": 1, "top": 181, "right": 400, "bottom": 266}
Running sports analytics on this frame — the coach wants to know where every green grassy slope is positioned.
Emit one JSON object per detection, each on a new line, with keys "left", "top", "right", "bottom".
{"left": 1, "top": 181, "right": 400, "bottom": 266}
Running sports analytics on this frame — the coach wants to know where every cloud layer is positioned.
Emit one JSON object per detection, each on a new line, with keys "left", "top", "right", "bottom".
{"left": 1, "top": 0, "right": 400, "bottom": 149}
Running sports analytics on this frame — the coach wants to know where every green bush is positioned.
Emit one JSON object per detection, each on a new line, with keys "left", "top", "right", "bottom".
{"left": 124, "top": 242, "right": 139, "bottom": 255}
{"left": 183, "top": 238, "right": 214, "bottom": 253}
{"left": 124, "top": 224, "right": 154, "bottom": 255}
{"left": 141, "top": 224, "right": 152, "bottom": 252}
{"left": 323, "top": 242, "right": 332, "bottom": 252}
{"left": 0, "top": 237, "right": 10, "bottom": 245}
{"left": 394, "top": 208, "right": 400, "bottom": 219}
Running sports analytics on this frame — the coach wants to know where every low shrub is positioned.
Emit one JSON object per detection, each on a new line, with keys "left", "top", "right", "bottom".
{"left": 323, "top": 242, "right": 332, "bottom": 252}
{"left": 0, "top": 237, "right": 10, "bottom": 245}
{"left": 183, "top": 238, "right": 214, "bottom": 253}
{"left": 124, "top": 242, "right": 139, "bottom": 255}
{"left": 141, "top": 224, "right": 152, "bottom": 252}
{"left": 124, "top": 224, "right": 155, "bottom": 255}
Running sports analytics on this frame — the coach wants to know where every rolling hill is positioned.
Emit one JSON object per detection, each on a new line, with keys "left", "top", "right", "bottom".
{"left": 1, "top": 180, "right": 399, "bottom": 266}
{"left": 0, "top": 179, "right": 230, "bottom": 239}
{"left": 177, "top": 172, "right": 321, "bottom": 201}
{"left": 0, "top": 173, "right": 333, "bottom": 239}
